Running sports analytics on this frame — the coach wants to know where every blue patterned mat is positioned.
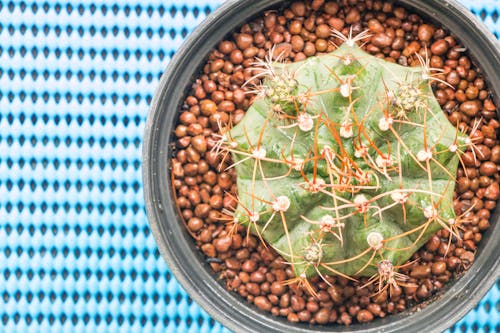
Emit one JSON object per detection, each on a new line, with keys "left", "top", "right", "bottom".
{"left": 0, "top": 0, "right": 498, "bottom": 332}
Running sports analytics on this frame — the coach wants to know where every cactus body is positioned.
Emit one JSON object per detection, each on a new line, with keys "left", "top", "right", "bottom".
{"left": 225, "top": 42, "right": 467, "bottom": 279}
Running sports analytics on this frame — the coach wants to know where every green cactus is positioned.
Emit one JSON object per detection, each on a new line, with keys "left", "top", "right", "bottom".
{"left": 216, "top": 31, "right": 471, "bottom": 290}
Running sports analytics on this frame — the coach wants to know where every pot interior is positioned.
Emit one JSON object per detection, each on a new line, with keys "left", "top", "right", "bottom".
{"left": 144, "top": 1, "right": 500, "bottom": 332}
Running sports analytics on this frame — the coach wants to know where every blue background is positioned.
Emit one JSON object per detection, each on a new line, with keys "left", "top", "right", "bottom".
{"left": 0, "top": 0, "right": 498, "bottom": 332}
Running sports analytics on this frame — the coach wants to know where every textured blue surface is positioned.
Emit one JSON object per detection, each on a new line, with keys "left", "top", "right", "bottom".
{"left": 0, "top": 0, "right": 497, "bottom": 332}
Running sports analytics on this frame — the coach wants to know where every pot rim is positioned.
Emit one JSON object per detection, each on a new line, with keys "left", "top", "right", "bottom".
{"left": 143, "top": 1, "right": 500, "bottom": 332}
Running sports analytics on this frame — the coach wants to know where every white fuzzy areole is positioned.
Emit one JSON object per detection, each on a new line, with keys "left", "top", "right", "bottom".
{"left": 307, "top": 178, "right": 326, "bottom": 192}
{"left": 376, "top": 154, "right": 393, "bottom": 168}
{"left": 322, "top": 145, "right": 336, "bottom": 161}
{"left": 272, "top": 196, "right": 291, "bottom": 212}
{"left": 355, "top": 144, "right": 368, "bottom": 158}
{"left": 417, "top": 149, "right": 433, "bottom": 162}
{"left": 340, "top": 121, "right": 353, "bottom": 138}
{"left": 340, "top": 82, "right": 351, "bottom": 97}
{"left": 378, "top": 116, "right": 393, "bottom": 131}
{"left": 391, "top": 191, "right": 408, "bottom": 204}
{"left": 423, "top": 205, "right": 437, "bottom": 219}
{"left": 292, "top": 158, "right": 304, "bottom": 171}
{"left": 354, "top": 194, "right": 369, "bottom": 213}
{"left": 320, "top": 215, "right": 335, "bottom": 226}
{"left": 298, "top": 114, "right": 314, "bottom": 132}
{"left": 366, "top": 231, "right": 384, "bottom": 250}
{"left": 252, "top": 147, "right": 267, "bottom": 159}
{"left": 249, "top": 211, "right": 260, "bottom": 222}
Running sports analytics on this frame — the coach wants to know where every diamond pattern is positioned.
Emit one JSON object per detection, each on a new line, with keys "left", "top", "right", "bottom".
{"left": 0, "top": 0, "right": 497, "bottom": 332}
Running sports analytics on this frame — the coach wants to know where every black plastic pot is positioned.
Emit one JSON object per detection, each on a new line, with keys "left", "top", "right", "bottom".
{"left": 143, "top": 1, "right": 500, "bottom": 332}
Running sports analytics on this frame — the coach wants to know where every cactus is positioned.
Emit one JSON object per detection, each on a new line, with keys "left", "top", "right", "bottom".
{"left": 214, "top": 30, "right": 472, "bottom": 292}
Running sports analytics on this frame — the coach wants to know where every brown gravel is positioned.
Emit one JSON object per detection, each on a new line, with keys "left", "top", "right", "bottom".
{"left": 171, "top": 0, "right": 499, "bottom": 326}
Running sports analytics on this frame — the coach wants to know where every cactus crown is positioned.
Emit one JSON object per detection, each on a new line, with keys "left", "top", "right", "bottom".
{"left": 215, "top": 29, "right": 471, "bottom": 291}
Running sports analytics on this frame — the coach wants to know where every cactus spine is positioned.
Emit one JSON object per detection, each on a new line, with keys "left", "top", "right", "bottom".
{"left": 213, "top": 29, "right": 473, "bottom": 293}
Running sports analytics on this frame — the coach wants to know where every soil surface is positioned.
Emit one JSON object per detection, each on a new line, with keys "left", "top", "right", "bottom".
{"left": 171, "top": 0, "right": 499, "bottom": 326}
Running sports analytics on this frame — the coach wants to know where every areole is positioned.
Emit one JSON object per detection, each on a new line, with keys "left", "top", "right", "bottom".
{"left": 143, "top": 1, "right": 500, "bottom": 332}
